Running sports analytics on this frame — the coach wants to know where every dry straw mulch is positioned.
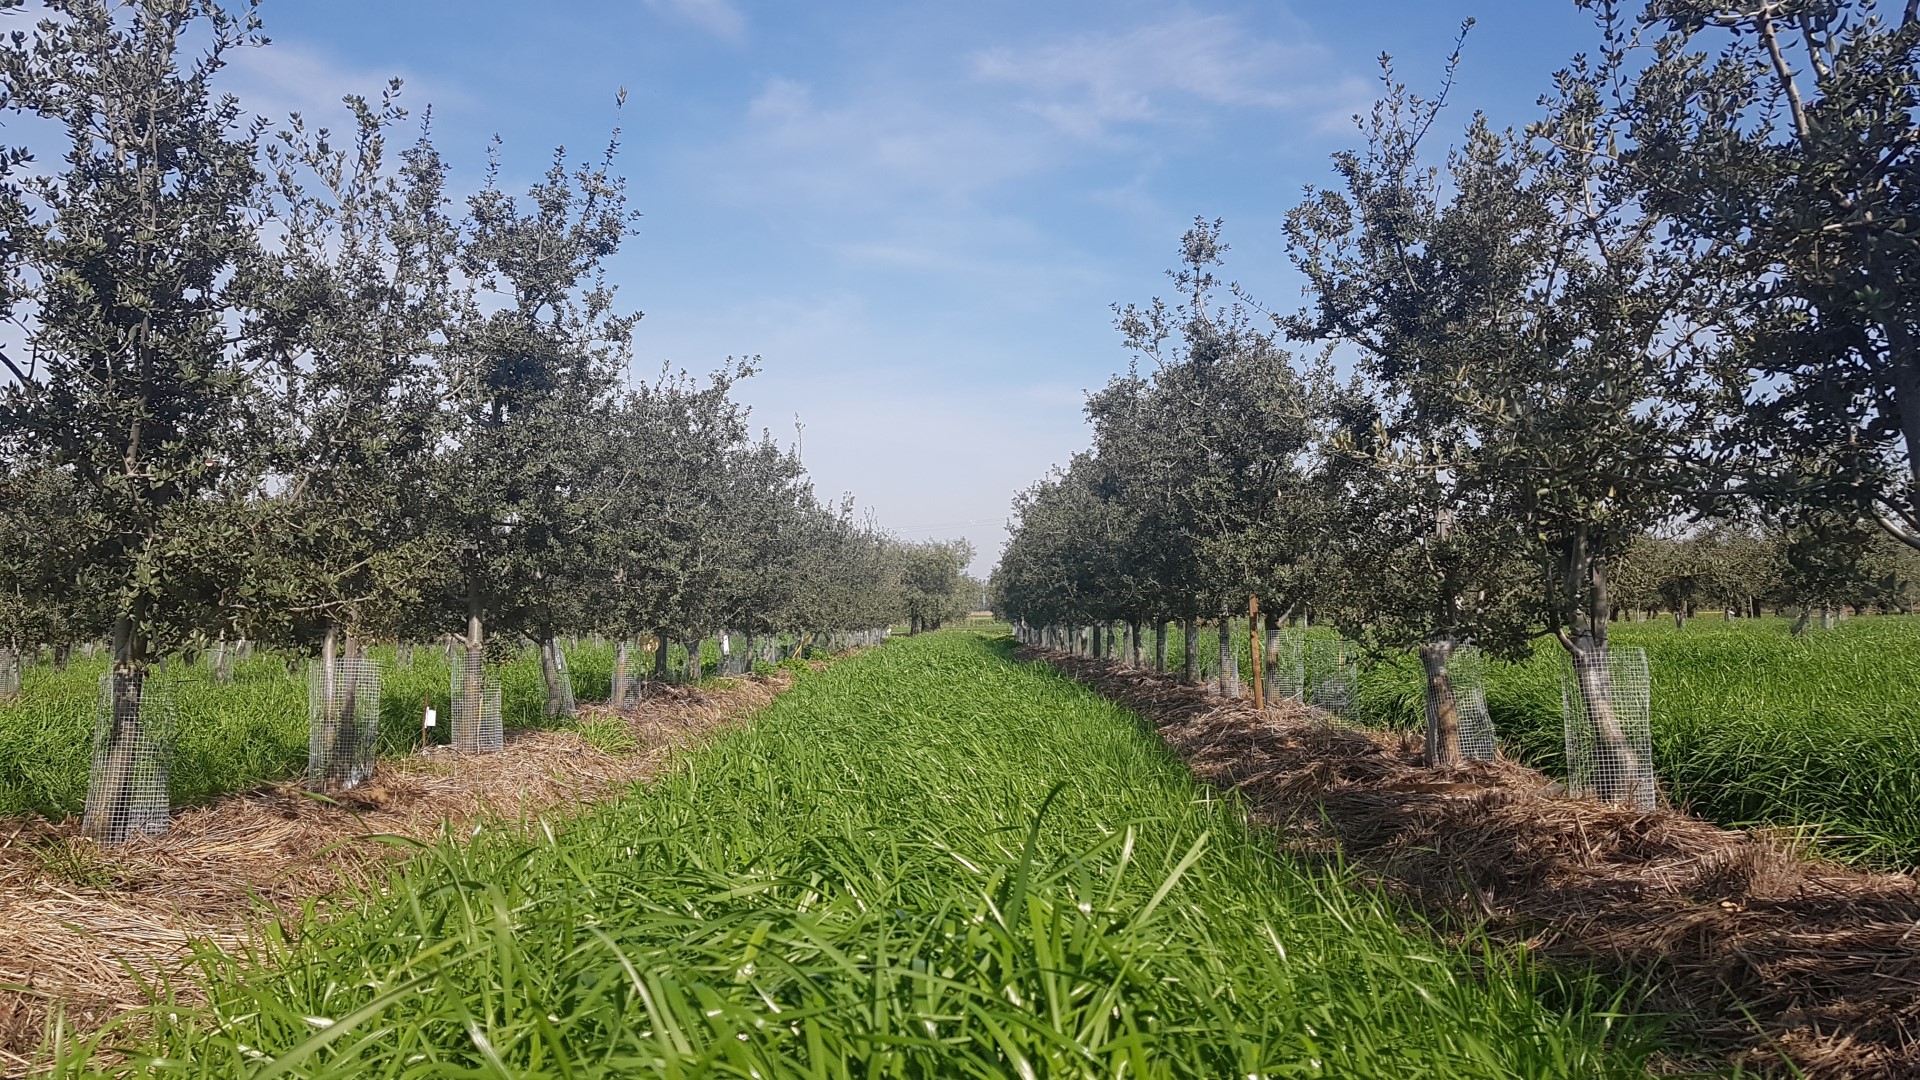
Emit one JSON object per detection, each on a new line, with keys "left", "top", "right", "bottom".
{"left": 1024, "top": 646, "right": 1920, "bottom": 1080}
{"left": 0, "top": 672, "right": 790, "bottom": 1075}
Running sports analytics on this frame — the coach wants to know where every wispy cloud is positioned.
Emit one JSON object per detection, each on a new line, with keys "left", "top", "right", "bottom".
{"left": 728, "top": 77, "right": 1056, "bottom": 208}
{"left": 641, "top": 0, "right": 746, "bottom": 43}
{"left": 225, "top": 42, "right": 463, "bottom": 130}
{"left": 971, "top": 13, "right": 1368, "bottom": 138}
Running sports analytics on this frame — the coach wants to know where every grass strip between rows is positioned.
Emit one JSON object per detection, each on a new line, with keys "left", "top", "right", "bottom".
{"left": 52, "top": 632, "right": 1674, "bottom": 1078}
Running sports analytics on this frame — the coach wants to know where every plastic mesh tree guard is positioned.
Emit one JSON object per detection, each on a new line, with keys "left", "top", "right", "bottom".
{"left": 1561, "top": 645, "right": 1656, "bottom": 809}
{"left": 0, "top": 651, "right": 19, "bottom": 703}
{"left": 450, "top": 650, "right": 503, "bottom": 752}
{"left": 308, "top": 656, "right": 381, "bottom": 790}
{"left": 83, "top": 672, "right": 176, "bottom": 843}
{"left": 1307, "top": 637, "right": 1359, "bottom": 718}
{"left": 1443, "top": 646, "right": 1498, "bottom": 762}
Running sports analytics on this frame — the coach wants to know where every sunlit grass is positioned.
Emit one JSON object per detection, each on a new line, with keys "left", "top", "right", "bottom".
{"left": 0, "top": 642, "right": 622, "bottom": 817}
{"left": 1347, "top": 616, "right": 1920, "bottom": 867}
{"left": 49, "top": 632, "right": 1669, "bottom": 1078}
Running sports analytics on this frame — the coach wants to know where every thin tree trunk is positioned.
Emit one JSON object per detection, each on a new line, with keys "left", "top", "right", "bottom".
{"left": 1570, "top": 637, "right": 1638, "bottom": 804}
{"left": 1181, "top": 617, "right": 1197, "bottom": 682}
{"left": 1418, "top": 637, "right": 1460, "bottom": 767}
{"left": 539, "top": 637, "right": 566, "bottom": 719}
{"left": 463, "top": 589, "right": 486, "bottom": 751}
{"left": 612, "top": 639, "right": 631, "bottom": 706}
{"left": 1217, "top": 611, "right": 1235, "bottom": 697}
{"left": 82, "top": 615, "right": 151, "bottom": 843}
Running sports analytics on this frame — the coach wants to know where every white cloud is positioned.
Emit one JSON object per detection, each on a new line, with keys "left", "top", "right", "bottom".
{"left": 728, "top": 76, "right": 1056, "bottom": 209}
{"left": 225, "top": 42, "right": 463, "bottom": 131}
{"left": 970, "top": 13, "right": 1368, "bottom": 138}
{"left": 642, "top": 0, "right": 746, "bottom": 43}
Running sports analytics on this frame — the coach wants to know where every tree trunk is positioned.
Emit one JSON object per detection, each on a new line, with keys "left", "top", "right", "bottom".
{"left": 1821, "top": 604, "right": 1835, "bottom": 630}
{"left": 462, "top": 593, "right": 486, "bottom": 750}
{"left": 316, "top": 623, "right": 341, "bottom": 788}
{"left": 1127, "top": 620, "right": 1141, "bottom": 666}
{"left": 539, "top": 638, "right": 565, "bottom": 719}
{"left": 1217, "top": 612, "right": 1235, "bottom": 697}
{"left": 654, "top": 631, "right": 670, "bottom": 679}
{"left": 612, "top": 639, "right": 631, "bottom": 706}
{"left": 1673, "top": 610, "right": 1685, "bottom": 629}
{"left": 1181, "top": 617, "right": 1197, "bottom": 682}
{"left": 82, "top": 615, "right": 154, "bottom": 843}
{"left": 1790, "top": 608, "right": 1811, "bottom": 636}
{"left": 1154, "top": 622, "right": 1167, "bottom": 673}
{"left": 1418, "top": 638, "right": 1460, "bottom": 768}
{"left": 1569, "top": 637, "right": 1639, "bottom": 804}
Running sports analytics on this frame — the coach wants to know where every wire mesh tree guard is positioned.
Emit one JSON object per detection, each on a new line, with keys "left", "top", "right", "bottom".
{"left": 1307, "top": 636, "right": 1360, "bottom": 718}
{"left": 83, "top": 672, "right": 176, "bottom": 843}
{"left": 0, "top": 650, "right": 19, "bottom": 704}
{"left": 1440, "top": 645, "right": 1498, "bottom": 762}
{"left": 1561, "top": 645, "right": 1656, "bottom": 809}
{"left": 543, "top": 641, "right": 576, "bottom": 719}
{"left": 609, "top": 640, "right": 648, "bottom": 707}
{"left": 308, "top": 656, "right": 380, "bottom": 790}
{"left": 449, "top": 649, "right": 503, "bottom": 752}
{"left": 1264, "top": 629, "right": 1306, "bottom": 705}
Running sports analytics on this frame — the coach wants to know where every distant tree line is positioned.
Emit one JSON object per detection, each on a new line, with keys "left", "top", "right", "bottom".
{"left": 0, "top": 3, "right": 972, "bottom": 715}
{"left": 995, "top": 0, "right": 1920, "bottom": 765}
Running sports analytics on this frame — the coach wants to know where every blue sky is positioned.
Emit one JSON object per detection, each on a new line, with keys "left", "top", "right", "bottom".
{"left": 229, "top": 0, "right": 1601, "bottom": 575}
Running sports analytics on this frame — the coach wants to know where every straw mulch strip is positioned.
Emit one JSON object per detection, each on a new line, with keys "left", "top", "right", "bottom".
{"left": 1022, "top": 646, "right": 1920, "bottom": 1079}
{"left": 0, "top": 672, "right": 790, "bottom": 1075}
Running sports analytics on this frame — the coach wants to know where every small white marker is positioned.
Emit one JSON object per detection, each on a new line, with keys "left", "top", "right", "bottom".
{"left": 423, "top": 707, "right": 437, "bottom": 729}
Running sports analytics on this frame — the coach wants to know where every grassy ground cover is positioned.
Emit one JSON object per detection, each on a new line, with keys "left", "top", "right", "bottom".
{"left": 1346, "top": 616, "right": 1920, "bottom": 867}
{"left": 54, "top": 631, "right": 1669, "bottom": 1078}
{"left": 0, "top": 641, "right": 640, "bottom": 818}
{"left": 1096, "top": 616, "right": 1920, "bottom": 866}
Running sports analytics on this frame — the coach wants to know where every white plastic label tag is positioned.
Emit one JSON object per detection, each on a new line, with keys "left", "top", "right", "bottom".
{"left": 721, "top": 634, "right": 731, "bottom": 656}
{"left": 424, "top": 708, "right": 437, "bottom": 728}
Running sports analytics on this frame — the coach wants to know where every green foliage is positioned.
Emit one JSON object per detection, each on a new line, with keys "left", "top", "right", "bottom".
{"left": 0, "top": 0, "right": 271, "bottom": 665}
{"left": 52, "top": 633, "right": 1665, "bottom": 1077}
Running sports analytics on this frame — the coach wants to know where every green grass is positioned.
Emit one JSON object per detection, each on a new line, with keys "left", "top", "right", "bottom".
{"left": 1345, "top": 616, "right": 1920, "bottom": 868}
{"left": 51, "top": 632, "right": 1671, "bottom": 1078}
{"left": 0, "top": 642, "right": 627, "bottom": 818}
{"left": 1054, "top": 615, "right": 1920, "bottom": 868}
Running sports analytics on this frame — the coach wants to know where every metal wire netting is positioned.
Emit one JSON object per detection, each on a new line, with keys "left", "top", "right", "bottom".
{"left": 450, "top": 649, "right": 503, "bottom": 753}
{"left": 548, "top": 644, "right": 577, "bottom": 718}
{"left": 1561, "top": 645, "right": 1656, "bottom": 810}
{"left": 1443, "top": 646, "right": 1498, "bottom": 762}
{"left": 83, "top": 672, "right": 176, "bottom": 843}
{"left": 613, "top": 641, "right": 660, "bottom": 707}
{"left": 1307, "top": 637, "right": 1359, "bottom": 719}
{"left": 1265, "top": 630, "right": 1305, "bottom": 705}
{"left": 308, "top": 657, "right": 381, "bottom": 790}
